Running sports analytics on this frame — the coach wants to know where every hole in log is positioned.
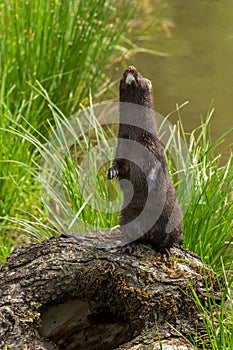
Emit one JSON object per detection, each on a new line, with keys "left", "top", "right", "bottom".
{"left": 39, "top": 298, "right": 131, "bottom": 350}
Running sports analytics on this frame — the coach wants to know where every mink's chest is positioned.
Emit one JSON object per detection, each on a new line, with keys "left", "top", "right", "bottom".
{"left": 119, "top": 125, "right": 156, "bottom": 191}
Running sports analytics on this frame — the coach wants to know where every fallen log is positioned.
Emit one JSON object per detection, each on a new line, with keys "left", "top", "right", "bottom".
{"left": 0, "top": 232, "right": 220, "bottom": 350}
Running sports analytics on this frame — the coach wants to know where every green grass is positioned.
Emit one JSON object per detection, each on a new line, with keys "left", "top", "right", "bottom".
{"left": 162, "top": 105, "right": 233, "bottom": 275}
{"left": 185, "top": 264, "right": 233, "bottom": 349}
{"left": 161, "top": 105, "right": 233, "bottom": 349}
{"left": 0, "top": 0, "right": 132, "bottom": 121}
{"left": 1, "top": 86, "right": 120, "bottom": 236}
{"left": 183, "top": 122, "right": 233, "bottom": 274}
{"left": 0, "top": 0, "right": 134, "bottom": 259}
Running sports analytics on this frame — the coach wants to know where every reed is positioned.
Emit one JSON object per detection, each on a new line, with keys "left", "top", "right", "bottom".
{"left": 0, "top": 0, "right": 134, "bottom": 260}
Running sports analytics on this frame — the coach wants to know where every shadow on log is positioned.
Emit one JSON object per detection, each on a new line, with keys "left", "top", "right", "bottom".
{"left": 0, "top": 233, "right": 220, "bottom": 350}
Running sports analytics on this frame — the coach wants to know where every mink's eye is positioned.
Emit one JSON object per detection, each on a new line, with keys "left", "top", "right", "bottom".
{"left": 138, "top": 73, "right": 143, "bottom": 79}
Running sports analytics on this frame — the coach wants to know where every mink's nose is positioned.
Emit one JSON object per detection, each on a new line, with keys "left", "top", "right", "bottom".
{"left": 128, "top": 65, "right": 136, "bottom": 72}
{"left": 125, "top": 66, "right": 137, "bottom": 85}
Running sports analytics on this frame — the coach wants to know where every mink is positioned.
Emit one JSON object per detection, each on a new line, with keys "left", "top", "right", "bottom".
{"left": 108, "top": 65, "right": 183, "bottom": 250}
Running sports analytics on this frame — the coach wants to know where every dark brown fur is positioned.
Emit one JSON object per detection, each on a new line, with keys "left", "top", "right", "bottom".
{"left": 108, "top": 66, "right": 183, "bottom": 249}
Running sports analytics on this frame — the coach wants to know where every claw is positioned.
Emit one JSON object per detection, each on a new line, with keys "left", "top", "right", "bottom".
{"left": 108, "top": 167, "right": 118, "bottom": 180}
{"left": 119, "top": 242, "right": 138, "bottom": 254}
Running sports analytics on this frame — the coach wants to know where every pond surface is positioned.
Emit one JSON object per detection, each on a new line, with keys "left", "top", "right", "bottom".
{"left": 132, "top": 0, "right": 233, "bottom": 153}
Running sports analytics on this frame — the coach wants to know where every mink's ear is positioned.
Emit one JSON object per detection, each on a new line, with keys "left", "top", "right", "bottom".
{"left": 145, "top": 78, "right": 152, "bottom": 91}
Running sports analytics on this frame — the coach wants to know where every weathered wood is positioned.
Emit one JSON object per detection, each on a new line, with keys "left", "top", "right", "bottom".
{"left": 0, "top": 233, "right": 219, "bottom": 350}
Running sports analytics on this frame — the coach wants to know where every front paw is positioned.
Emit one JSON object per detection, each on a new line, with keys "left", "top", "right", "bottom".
{"left": 108, "top": 167, "right": 118, "bottom": 180}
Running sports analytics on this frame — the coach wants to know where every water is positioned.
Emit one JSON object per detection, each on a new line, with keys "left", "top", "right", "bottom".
{"left": 132, "top": 0, "right": 233, "bottom": 153}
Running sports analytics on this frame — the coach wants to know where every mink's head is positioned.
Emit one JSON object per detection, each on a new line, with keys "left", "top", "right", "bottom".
{"left": 119, "top": 66, "right": 153, "bottom": 108}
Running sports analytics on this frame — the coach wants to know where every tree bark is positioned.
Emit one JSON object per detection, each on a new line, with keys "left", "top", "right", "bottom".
{"left": 0, "top": 232, "right": 220, "bottom": 350}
